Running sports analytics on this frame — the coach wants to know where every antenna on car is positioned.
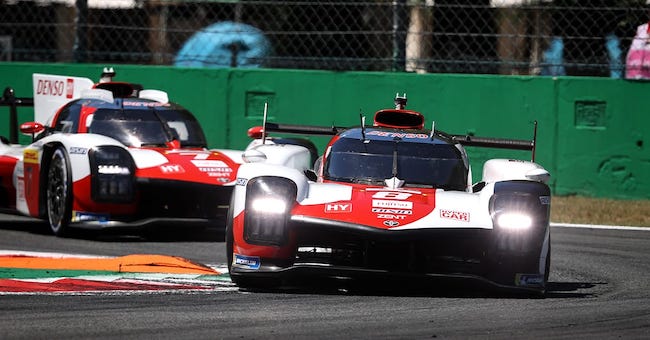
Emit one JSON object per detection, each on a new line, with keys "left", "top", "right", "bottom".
{"left": 532, "top": 120, "right": 538, "bottom": 162}
{"left": 100, "top": 67, "right": 115, "bottom": 83}
{"left": 429, "top": 120, "right": 436, "bottom": 140}
{"left": 394, "top": 93, "right": 407, "bottom": 109}
{"left": 261, "top": 102, "right": 268, "bottom": 144}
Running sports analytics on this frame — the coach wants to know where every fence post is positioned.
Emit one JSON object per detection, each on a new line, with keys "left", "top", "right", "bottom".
{"left": 73, "top": 0, "right": 88, "bottom": 63}
{"left": 392, "top": 0, "right": 407, "bottom": 72}
{"left": 1, "top": 87, "right": 34, "bottom": 144}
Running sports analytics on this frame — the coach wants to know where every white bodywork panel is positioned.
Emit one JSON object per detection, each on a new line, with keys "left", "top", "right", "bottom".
{"left": 32, "top": 73, "right": 94, "bottom": 124}
{"left": 482, "top": 159, "right": 550, "bottom": 184}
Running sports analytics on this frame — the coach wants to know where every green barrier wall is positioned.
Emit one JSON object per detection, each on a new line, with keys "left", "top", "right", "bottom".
{"left": 1, "top": 63, "right": 648, "bottom": 200}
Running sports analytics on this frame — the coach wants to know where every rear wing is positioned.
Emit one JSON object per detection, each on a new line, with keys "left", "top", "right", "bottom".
{"left": 443, "top": 121, "right": 537, "bottom": 161}
{"left": 260, "top": 120, "right": 538, "bottom": 162}
{"left": 32, "top": 73, "right": 94, "bottom": 124}
{"left": 0, "top": 87, "right": 34, "bottom": 144}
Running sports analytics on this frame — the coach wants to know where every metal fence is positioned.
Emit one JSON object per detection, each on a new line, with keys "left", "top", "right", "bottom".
{"left": 1, "top": 0, "right": 648, "bottom": 76}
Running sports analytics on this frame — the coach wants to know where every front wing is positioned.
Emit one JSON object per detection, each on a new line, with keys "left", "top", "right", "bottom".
{"left": 231, "top": 215, "right": 550, "bottom": 294}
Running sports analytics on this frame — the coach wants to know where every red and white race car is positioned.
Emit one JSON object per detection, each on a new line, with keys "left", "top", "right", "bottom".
{"left": 0, "top": 69, "right": 242, "bottom": 236}
{"left": 227, "top": 94, "right": 552, "bottom": 295}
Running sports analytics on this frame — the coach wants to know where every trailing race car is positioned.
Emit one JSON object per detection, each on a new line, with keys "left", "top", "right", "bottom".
{"left": 227, "top": 94, "right": 552, "bottom": 295}
{"left": 0, "top": 69, "right": 242, "bottom": 236}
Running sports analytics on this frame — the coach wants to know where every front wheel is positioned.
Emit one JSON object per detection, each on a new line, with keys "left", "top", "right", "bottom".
{"left": 46, "top": 147, "right": 72, "bottom": 236}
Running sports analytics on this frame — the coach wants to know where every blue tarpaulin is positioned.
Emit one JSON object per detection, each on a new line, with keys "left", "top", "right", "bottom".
{"left": 175, "top": 21, "right": 271, "bottom": 68}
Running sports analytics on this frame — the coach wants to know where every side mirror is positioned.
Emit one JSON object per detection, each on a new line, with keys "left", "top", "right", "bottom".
{"left": 19, "top": 122, "right": 45, "bottom": 135}
{"left": 19, "top": 122, "right": 45, "bottom": 142}
{"left": 247, "top": 126, "right": 264, "bottom": 139}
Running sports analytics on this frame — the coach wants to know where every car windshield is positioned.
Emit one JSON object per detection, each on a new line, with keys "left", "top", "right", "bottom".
{"left": 87, "top": 108, "right": 207, "bottom": 148}
{"left": 324, "top": 137, "right": 467, "bottom": 191}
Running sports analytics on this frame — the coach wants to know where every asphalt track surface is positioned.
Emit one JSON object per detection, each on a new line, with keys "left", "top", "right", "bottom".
{"left": 0, "top": 212, "right": 649, "bottom": 339}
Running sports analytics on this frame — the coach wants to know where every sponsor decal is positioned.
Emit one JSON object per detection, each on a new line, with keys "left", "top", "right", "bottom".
{"left": 68, "top": 147, "right": 88, "bottom": 155}
{"left": 539, "top": 196, "right": 551, "bottom": 205}
{"left": 36, "top": 79, "right": 66, "bottom": 97}
{"left": 367, "top": 131, "right": 429, "bottom": 139}
{"left": 122, "top": 101, "right": 169, "bottom": 107}
{"left": 372, "top": 199, "right": 413, "bottom": 210}
{"left": 236, "top": 178, "right": 248, "bottom": 186}
{"left": 23, "top": 150, "right": 39, "bottom": 164}
{"left": 383, "top": 220, "right": 400, "bottom": 227}
{"left": 440, "top": 209, "right": 470, "bottom": 222}
{"left": 371, "top": 208, "right": 412, "bottom": 215}
{"left": 377, "top": 214, "right": 407, "bottom": 220}
{"left": 191, "top": 159, "right": 233, "bottom": 177}
{"left": 298, "top": 247, "right": 332, "bottom": 254}
{"left": 16, "top": 177, "right": 25, "bottom": 200}
{"left": 72, "top": 211, "right": 109, "bottom": 223}
{"left": 191, "top": 160, "right": 228, "bottom": 168}
{"left": 234, "top": 254, "right": 260, "bottom": 270}
{"left": 207, "top": 172, "right": 232, "bottom": 178}
{"left": 324, "top": 203, "right": 352, "bottom": 213}
{"left": 515, "top": 274, "right": 544, "bottom": 287}
{"left": 66, "top": 78, "right": 74, "bottom": 98}
{"left": 160, "top": 164, "right": 185, "bottom": 174}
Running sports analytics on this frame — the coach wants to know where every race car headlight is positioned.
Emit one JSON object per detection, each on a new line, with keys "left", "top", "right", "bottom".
{"left": 496, "top": 212, "right": 532, "bottom": 230}
{"left": 490, "top": 193, "right": 539, "bottom": 233}
{"left": 244, "top": 176, "right": 297, "bottom": 246}
{"left": 89, "top": 146, "right": 135, "bottom": 203}
{"left": 250, "top": 197, "right": 289, "bottom": 214}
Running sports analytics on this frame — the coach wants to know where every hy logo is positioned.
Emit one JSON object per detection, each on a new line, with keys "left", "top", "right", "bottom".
{"left": 160, "top": 164, "right": 184, "bottom": 173}
{"left": 324, "top": 203, "right": 352, "bottom": 213}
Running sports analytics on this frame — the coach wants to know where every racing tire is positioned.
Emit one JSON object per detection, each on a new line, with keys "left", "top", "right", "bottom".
{"left": 46, "top": 147, "right": 73, "bottom": 237}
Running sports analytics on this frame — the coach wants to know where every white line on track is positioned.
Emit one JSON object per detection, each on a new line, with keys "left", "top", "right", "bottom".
{"left": 551, "top": 222, "right": 649, "bottom": 231}
{"left": 0, "top": 250, "right": 112, "bottom": 258}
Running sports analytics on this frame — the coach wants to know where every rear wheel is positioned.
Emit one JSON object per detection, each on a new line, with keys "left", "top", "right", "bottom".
{"left": 46, "top": 147, "right": 72, "bottom": 236}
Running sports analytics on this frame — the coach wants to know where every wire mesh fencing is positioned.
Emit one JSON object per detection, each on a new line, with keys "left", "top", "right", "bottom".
{"left": 1, "top": 0, "right": 649, "bottom": 77}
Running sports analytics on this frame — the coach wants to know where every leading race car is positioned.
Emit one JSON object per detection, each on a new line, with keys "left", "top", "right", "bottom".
{"left": 227, "top": 94, "right": 552, "bottom": 295}
{"left": 0, "top": 69, "right": 243, "bottom": 236}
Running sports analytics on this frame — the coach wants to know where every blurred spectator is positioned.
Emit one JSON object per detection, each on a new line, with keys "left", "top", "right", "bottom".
{"left": 625, "top": 19, "right": 650, "bottom": 80}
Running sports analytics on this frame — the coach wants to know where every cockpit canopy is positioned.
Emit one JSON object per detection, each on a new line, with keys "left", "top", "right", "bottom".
{"left": 87, "top": 105, "right": 207, "bottom": 148}
{"left": 323, "top": 133, "right": 468, "bottom": 191}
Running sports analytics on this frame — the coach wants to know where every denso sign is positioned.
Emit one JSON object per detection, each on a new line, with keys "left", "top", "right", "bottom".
{"left": 35, "top": 78, "right": 74, "bottom": 99}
